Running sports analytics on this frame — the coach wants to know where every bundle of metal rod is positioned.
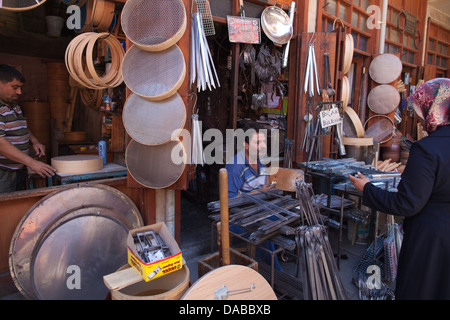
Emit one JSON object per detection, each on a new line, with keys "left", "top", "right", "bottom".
{"left": 133, "top": 231, "right": 172, "bottom": 264}
{"left": 297, "top": 225, "right": 347, "bottom": 300}
{"left": 295, "top": 181, "right": 347, "bottom": 300}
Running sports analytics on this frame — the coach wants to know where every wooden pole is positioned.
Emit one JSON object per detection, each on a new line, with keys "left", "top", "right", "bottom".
{"left": 219, "top": 168, "right": 230, "bottom": 265}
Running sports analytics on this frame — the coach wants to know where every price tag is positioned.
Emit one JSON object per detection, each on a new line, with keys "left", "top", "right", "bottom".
{"left": 320, "top": 105, "right": 342, "bottom": 128}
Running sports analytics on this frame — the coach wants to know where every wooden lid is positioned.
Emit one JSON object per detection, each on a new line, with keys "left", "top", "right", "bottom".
{"left": 51, "top": 155, "right": 103, "bottom": 174}
{"left": 342, "top": 136, "right": 374, "bottom": 146}
{"left": 181, "top": 265, "right": 277, "bottom": 300}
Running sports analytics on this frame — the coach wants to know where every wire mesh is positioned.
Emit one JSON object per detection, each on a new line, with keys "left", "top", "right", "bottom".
{"left": 0, "top": 0, "right": 46, "bottom": 10}
{"left": 121, "top": 0, "right": 187, "bottom": 50}
{"left": 194, "top": 0, "right": 215, "bottom": 36}
{"left": 122, "top": 44, "right": 186, "bottom": 100}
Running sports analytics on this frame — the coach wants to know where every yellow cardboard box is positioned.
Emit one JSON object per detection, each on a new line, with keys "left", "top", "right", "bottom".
{"left": 127, "top": 222, "right": 182, "bottom": 282}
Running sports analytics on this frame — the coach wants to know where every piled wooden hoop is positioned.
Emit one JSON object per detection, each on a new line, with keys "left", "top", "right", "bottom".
{"left": 65, "top": 32, "right": 124, "bottom": 89}
{"left": 72, "top": 0, "right": 115, "bottom": 33}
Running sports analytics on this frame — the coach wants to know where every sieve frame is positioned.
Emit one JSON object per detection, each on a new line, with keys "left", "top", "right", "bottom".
{"left": 122, "top": 93, "right": 187, "bottom": 146}
{"left": 121, "top": 0, "right": 187, "bottom": 52}
{"left": 122, "top": 44, "right": 187, "bottom": 101}
{"left": 125, "top": 139, "right": 187, "bottom": 189}
{"left": 367, "top": 84, "right": 401, "bottom": 115}
{"left": 364, "top": 114, "right": 395, "bottom": 144}
{"left": 0, "top": 0, "right": 46, "bottom": 12}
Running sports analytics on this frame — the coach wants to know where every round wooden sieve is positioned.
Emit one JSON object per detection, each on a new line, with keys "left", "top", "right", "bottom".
{"left": 121, "top": 0, "right": 187, "bottom": 52}
{"left": 343, "top": 34, "right": 354, "bottom": 75}
{"left": 343, "top": 107, "right": 364, "bottom": 138}
{"left": 364, "top": 115, "right": 395, "bottom": 144}
{"left": 0, "top": 0, "right": 46, "bottom": 11}
{"left": 122, "top": 93, "right": 187, "bottom": 146}
{"left": 125, "top": 140, "right": 186, "bottom": 189}
{"left": 367, "top": 85, "right": 401, "bottom": 114}
{"left": 122, "top": 44, "right": 186, "bottom": 101}
{"left": 369, "top": 54, "right": 402, "bottom": 84}
{"left": 341, "top": 76, "right": 350, "bottom": 110}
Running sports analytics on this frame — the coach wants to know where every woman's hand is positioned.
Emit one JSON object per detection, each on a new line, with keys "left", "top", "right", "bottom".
{"left": 348, "top": 172, "right": 370, "bottom": 193}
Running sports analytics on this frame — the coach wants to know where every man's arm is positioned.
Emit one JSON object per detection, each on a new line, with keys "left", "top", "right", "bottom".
{"left": 0, "top": 137, "right": 56, "bottom": 178}
{"left": 28, "top": 129, "right": 46, "bottom": 157}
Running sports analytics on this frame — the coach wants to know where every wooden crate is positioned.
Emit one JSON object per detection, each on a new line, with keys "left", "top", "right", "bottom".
{"left": 197, "top": 248, "right": 257, "bottom": 279}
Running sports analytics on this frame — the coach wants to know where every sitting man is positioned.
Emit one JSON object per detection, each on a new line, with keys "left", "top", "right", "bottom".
{"left": 225, "top": 123, "right": 275, "bottom": 198}
{"left": 225, "top": 123, "right": 282, "bottom": 270}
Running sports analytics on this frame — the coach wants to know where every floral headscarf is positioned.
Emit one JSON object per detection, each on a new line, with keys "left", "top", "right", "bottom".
{"left": 407, "top": 78, "right": 450, "bottom": 133}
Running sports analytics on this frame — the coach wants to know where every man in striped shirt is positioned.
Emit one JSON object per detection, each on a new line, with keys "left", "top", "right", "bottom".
{"left": 0, "top": 64, "right": 56, "bottom": 193}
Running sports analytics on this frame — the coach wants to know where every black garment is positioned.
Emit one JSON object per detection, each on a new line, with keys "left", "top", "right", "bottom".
{"left": 362, "top": 125, "right": 450, "bottom": 300}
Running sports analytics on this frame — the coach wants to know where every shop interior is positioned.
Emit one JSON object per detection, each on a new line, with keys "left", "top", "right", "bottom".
{"left": 0, "top": 0, "right": 449, "bottom": 300}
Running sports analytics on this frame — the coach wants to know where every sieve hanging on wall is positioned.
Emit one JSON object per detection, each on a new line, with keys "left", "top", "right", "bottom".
{"left": 122, "top": 44, "right": 186, "bottom": 101}
{"left": 121, "top": 0, "right": 187, "bottom": 52}
{"left": 0, "top": 0, "right": 46, "bottom": 11}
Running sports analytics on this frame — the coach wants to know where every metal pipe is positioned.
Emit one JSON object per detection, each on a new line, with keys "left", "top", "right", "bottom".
{"left": 282, "top": 1, "right": 296, "bottom": 68}
{"left": 378, "top": 0, "right": 389, "bottom": 54}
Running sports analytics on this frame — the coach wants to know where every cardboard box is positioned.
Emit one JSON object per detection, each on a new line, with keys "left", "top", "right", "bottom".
{"left": 127, "top": 222, "right": 182, "bottom": 282}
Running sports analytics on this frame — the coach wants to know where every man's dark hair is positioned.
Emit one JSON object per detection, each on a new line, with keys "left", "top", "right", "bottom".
{"left": 241, "top": 122, "right": 264, "bottom": 145}
{"left": 0, "top": 64, "right": 26, "bottom": 83}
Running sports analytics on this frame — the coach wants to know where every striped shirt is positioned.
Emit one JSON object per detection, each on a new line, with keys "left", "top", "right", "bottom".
{"left": 225, "top": 149, "right": 269, "bottom": 198}
{"left": 0, "top": 100, "right": 30, "bottom": 170}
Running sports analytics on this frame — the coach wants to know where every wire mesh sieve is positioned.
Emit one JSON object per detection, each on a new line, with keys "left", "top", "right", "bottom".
{"left": 122, "top": 93, "right": 186, "bottom": 146}
{"left": 122, "top": 44, "right": 186, "bottom": 101}
{"left": 121, "top": 0, "right": 187, "bottom": 51}
{"left": 0, "top": 0, "right": 46, "bottom": 11}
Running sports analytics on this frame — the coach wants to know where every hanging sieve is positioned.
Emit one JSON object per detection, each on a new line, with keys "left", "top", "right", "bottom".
{"left": 122, "top": 44, "right": 186, "bottom": 101}
{"left": 367, "top": 85, "right": 401, "bottom": 115}
{"left": 0, "top": 0, "right": 46, "bottom": 11}
{"left": 364, "top": 115, "right": 395, "bottom": 144}
{"left": 121, "top": 0, "right": 187, "bottom": 51}
{"left": 122, "top": 93, "right": 186, "bottom": 146}
{"left": 369, "top": 54, "right": 402, "bottom": 84}
{"left": 126, "top": 140, "right": 186, "bottom": 189}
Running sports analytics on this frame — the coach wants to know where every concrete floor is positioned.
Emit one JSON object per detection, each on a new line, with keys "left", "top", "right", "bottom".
{"left": 0, "top": 192, "right": 371, "bottom": 300}
{"left": 180, "top": 194, "right": 369, "bottom": 300}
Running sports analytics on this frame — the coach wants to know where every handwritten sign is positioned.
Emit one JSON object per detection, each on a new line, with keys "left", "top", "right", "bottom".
{"left": 227, "top": 16, "right": 261, "bottom": 44}
{"left": 320, "top": 105, "right": 342, "bottom": 128}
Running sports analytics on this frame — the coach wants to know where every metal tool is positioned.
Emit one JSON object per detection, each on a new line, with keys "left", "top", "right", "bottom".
{"left": 304, "top": 36, "right": 321, "bottom": 98}
{"left": 134, "top": 231, "right": 171, "bottom": 263}
{"left": 282, "top": 1, "right": 296, "bottom": 68}
{"left": 214, "top": 283, "right": 255, "bottom": 300}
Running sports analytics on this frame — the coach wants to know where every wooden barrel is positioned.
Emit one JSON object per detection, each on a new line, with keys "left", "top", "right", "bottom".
{"left": 46, "top": 62, "right": 70, "bottom": 121}
{"left": 111, "top": 264, "right": 190, "bottom": 300}
{"left": 381, "top": 142, "right": 400, "bottom": 162}
{"left": 21, "top": 101, "right": 51, "bottom": 149}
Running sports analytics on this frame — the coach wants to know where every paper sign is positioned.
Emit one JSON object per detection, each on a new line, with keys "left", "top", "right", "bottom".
{"left": 320, "top": 105, "right": 342, "bottom": 128}
{"left": 227, "top": 16, "right": 261, "bottom": 44}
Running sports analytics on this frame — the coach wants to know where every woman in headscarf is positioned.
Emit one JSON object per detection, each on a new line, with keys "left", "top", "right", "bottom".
{"left": 349, "top": 78, "right": 450, "bottom": 300}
